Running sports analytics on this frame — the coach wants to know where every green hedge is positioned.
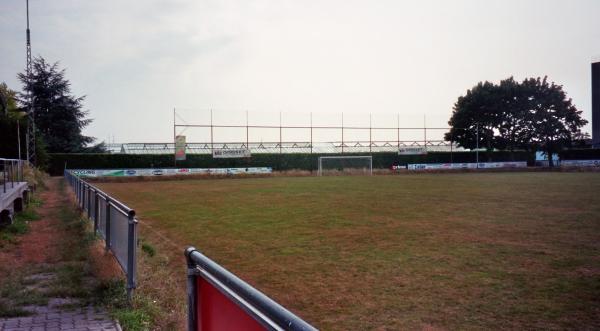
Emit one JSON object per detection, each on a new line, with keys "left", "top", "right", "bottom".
{"left": 47, "top": 151, "right": 533, "bottom": 176}
{"left": 559, "top": 149, "right": 600, "bottom": 160}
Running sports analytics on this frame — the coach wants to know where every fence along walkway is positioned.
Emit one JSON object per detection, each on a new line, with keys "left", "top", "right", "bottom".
{"left": 1, "top": 159, "right": 29, "bottom": 225}
{"left": 64, "top": 170, "right": 138, "bottom": 300}
{"left": 65, "top": 170, "right": 317, "bottom": 330}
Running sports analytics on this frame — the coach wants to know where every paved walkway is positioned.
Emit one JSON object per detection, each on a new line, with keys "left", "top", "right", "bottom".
{"left": 0, "top": 304, "right": 120, "bottom": 331}
{"left": 0, "top": 178, "right": 122, "bottom": 331}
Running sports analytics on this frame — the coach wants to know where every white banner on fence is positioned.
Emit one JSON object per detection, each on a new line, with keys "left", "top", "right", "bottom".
{"left": 560, "top": 160, "right": 600, "bottom": 167}
{"left": 398, "top": 147, "right": 427, "bottom": 155}
{"left": 71, "top": 167, "right": 273, "bottom": 178}
{"left": 212, "top": 148, "right": 251, "bottom": 158}
{"left": 407, "top": 162, "right": 527, "bottom": 171}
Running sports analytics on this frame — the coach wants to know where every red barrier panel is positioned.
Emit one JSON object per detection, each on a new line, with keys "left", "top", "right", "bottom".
{"left": 197, "top": 277, "right": 265, "bottom": 331}
{"left": 186, "top": 247, "right": 317, "bottom": 331}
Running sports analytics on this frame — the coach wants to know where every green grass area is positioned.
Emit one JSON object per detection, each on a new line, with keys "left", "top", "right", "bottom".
{"left": 0, "top": 200, "right": 41, "bottom": 248}
{"left": 98, "top": 173, "right": 600, "bottom": 330}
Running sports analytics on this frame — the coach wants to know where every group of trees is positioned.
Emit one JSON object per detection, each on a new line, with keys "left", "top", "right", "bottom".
{"left": 1, "top": 57, "right": 103, "bottom": 166}
{"left": 445, "top": 77, "right": 588, "bottom": 166}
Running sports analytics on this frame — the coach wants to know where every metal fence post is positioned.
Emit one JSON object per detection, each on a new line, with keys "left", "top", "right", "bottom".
{"left": 87, "top": 186, "right": 91, "bottom": 217}
{"left": 84, "top": 184, "right": 88, "bottom": 212}
{"left": 94, "top": 192, "right": 99, "bottom": 233}
{"left": 185, "top": 247, "right": 199, "bottom": 331}
{"left": 79, "top": 181, "right": 83, "bottom": 207}
{"left": 126, "top": 210, "right": 137, "bottom": 302}
{"left": 105, "top": 198, "right": 111, "bottom": 251}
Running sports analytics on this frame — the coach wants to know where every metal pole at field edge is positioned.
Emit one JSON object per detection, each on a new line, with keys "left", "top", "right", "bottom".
{"left": 185, "top": 247, "right": 199, "bottom": 331}
{"left": 318, "top": 158, "right": 321, "bottom": 176}
{"left": 87, "top": 186, "right": 91, "bottom": 217}
{"left": 423, "top": 114, "right": 427, "bottom": 149}
{"left": 450, "top": 131, "right": 454, "bottom": 164}
{"left": 105, "top": 198, "right": 111, "bottom": 251}
{"left": 173, "top": 108, "right": 176, "bottom": 167}
{"left": 397, "top": 113, "right": 400, "bottom": 149}
{"left": 210, "top": 109, "right": 214, "bottom": 153}
{"left": 341, "top": 112, "right": 344, "bottom": 154}
{"left": 476, "top": 124, "right": 479, "bottom": 168}
{"left": 126, "top": 210, "right": 136, "bottom": 303}
{"left": 94, "top": 191, "right": 99, "bottom": 233}
{"left": 310, "top": 112, "right": 313, "bottom": 154}
{"left": 369, "top": 114, "right": 372, "bottom": 153}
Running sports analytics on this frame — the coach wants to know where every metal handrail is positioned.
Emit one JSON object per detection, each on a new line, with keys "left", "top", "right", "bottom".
{"left": 1, "top": 159, "right": 26, "bottom": 194}
{"left": 185, "top": 247, "right": 318, "bottom": 331}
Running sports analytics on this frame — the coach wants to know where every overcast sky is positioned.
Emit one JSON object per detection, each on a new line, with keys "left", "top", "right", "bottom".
{"left": 1, "top": 0, "right": 599, "bottom": 144}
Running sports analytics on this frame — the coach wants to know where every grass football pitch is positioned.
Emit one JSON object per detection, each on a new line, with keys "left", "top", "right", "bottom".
{"left": 98, "top": 172, "right": 600, "bottom": 330}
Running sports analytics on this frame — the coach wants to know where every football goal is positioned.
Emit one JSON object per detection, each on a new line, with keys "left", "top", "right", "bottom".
{"left": 318, "top": 156, "right": 373, "bottom": 176}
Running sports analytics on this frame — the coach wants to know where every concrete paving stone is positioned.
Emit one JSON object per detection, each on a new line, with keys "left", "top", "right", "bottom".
{"left": 24, "top": 273, "right": 57, "bottom": 282}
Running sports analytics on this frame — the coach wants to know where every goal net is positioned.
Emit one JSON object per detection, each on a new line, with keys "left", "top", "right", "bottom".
{"left": 318, "top": 156, "right": 373, "bottom": 176}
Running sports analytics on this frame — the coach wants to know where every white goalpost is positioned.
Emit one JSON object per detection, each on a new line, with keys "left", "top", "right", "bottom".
{"left": 318, "top": 156, "right": 373, "bottom": 176}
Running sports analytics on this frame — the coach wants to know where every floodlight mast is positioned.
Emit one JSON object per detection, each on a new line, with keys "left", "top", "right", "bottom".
{"left": 25, "top": 0, "right": 36, "bottom": 165}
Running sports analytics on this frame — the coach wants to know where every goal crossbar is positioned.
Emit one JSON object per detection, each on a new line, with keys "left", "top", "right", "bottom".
{"left": 317, "top": 156, "right": 373, "bottom": 176}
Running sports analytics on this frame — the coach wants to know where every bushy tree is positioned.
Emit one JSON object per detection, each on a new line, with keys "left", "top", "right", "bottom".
{"left": 444, "top": 81, "right": 504, "bottom": 160}
{"left": 520, "top": 77, "right": 587, "bottom": 167}
{"left": 18, "top": 57, "right": 100, "bottom": 153}
{"left": 446, "top": 77, "right": 587, "bottom": 166}
{"left": 0, "top": 82, "right": 26, "bottom": 158}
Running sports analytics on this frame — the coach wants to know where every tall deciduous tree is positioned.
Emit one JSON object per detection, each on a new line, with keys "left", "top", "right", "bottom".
{"left": 444, "top": 81, "right": 503, "bottom": 160}
{"left": 521, "top": 77, "right": 587, "bottom": 167}
{"left": 18, "top": 57, "right": 97, "bottom": 153}
{"left": 446, "top": 77, "right": 587, "bottom": 166}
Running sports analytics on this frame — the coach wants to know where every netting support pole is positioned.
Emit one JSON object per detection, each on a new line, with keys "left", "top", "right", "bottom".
{"left": 397, "top": 113, "right": 400, "bottom": 149}
{"left": 423, "top": 115, "right": 427, "bottom": 148}
{"left": 450, "top": 131, "right": 454, "bottom": 164}
{"left": 310, "top": 112, "right": 313, "bottom": 155}
{"left": 369, "top": 113, "right": 372, "bottom": 153}
{"left": 173, "top": 108, "right": 176, "bottom": 167}
{"left": 341, "top": 112, "right": 344, "bottom": 154}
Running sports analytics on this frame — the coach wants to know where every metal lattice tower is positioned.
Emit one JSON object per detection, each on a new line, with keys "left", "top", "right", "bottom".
{"left": 25, "top": 0, "right": 36, "bottom": 164}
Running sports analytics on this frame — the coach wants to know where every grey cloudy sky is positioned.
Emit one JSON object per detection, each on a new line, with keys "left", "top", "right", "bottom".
{"left": 1, "top": 0, "right": 599, "bottom": 143}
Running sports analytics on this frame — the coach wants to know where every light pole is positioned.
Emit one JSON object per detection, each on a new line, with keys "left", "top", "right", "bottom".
{"left": 25, "top": 0, "right": 36, "bottom": 165}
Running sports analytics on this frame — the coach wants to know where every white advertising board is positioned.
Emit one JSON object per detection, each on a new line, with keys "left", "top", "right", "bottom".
{"left": 72, "top": 167, "right": 272, "bottom": 178}
{"left": 560, "top": 160, "right": 600, "bottom": 167}
{"left": 407, "top": 162, "right": 527, "bottom": 171}
{"left": 212, "top": 149, "right": 251, "bottom": 158}
{"left": 398, "top": 147, "right": 427, "bottom": 155}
